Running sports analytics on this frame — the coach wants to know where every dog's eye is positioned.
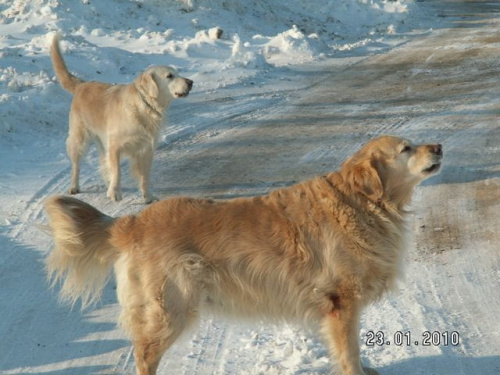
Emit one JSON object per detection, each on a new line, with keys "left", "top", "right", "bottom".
{"left": 401, "top": 145, "right": 411, "bottom": 153}
{"left": 166, "top": 73, "right": 173, "bottom": 79}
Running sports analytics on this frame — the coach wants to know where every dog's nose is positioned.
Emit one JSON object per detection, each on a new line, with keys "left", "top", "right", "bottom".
{"left": 431, "top": 144, "right": 443, "bottom": 156}
{"left": 186, "top": 79, "right": 193, "bottom": 89}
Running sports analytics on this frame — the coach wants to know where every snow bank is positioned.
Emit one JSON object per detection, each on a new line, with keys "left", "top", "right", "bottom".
{"left": 0, "top": 0, "right": 419, "bottom": 143}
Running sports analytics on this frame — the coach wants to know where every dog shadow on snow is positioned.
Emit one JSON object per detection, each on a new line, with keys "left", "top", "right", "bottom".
{"left": 0, "top": 231, "right": 128, "bottom": 375}
{"left": 375, "top": 354, "right": 500, "bottom": 375}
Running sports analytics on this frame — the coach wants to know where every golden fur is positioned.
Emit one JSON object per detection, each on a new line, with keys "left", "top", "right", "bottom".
{"left": 50, "top": 34, "right": 193, "bottom": 203}
{"left": 44, "top": 135, "right": 443, "bottom": 375}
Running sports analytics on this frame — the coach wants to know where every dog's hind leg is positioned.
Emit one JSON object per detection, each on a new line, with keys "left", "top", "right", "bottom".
{"left": 127, "top": 279, "right": 200, "bottom": 375}
{"left": 132, "top": 312, "right": 197, "bottom": 375}
{"left": 117, "top": 255, "right": 204, "bottom": 375}
{"left": 66, "top": 117, "right": 89, "bottom": 195}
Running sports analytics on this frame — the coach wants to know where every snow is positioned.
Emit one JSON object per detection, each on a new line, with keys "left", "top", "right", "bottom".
{"left": 1, "top": 0, "right": 499, "bottom": 374}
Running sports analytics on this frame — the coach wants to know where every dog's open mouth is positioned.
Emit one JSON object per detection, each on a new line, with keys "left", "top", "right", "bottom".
{"left": 422, "top": 162, "right": 441, "bottom": 174}
{"left": 175, "top": 92, "right": 189, "bottom": 98}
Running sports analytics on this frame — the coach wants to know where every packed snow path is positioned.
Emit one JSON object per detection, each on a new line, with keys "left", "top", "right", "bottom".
{"left": 1, "top": 1, "right": 499, "bottom": 374}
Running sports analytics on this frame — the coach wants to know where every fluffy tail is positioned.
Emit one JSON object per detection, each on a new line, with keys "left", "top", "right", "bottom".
{"left": 50, "top": 34, "right": 84, "bottom": 94}
{"left": 44, "top": 195, "right": 118, "bottom": 308}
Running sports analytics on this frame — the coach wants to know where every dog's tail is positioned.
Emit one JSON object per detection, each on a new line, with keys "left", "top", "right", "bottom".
{"left": 50, "top": 34, "right": 84, "bottom": 94}
{"left": 45, "top": 195, "right": 119, "bottom": 308}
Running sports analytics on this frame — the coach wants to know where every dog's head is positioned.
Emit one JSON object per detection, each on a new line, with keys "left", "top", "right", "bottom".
{"left": 340, "top": 135, "right": 443, "bottom": 208}
{"left": 136, "top": 66, "right": 193, "bottom": 108}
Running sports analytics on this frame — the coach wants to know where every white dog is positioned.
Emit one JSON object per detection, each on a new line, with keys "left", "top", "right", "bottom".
{"left": 50, "top": 35, "right": 193, "bottom": 203}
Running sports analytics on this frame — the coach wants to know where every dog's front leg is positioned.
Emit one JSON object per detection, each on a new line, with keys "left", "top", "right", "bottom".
{"left": 106, "top": 146, "right": 123, "bottom": 201}
{"left": 96, "top": 139, "right": 110, "bottom": 187}
{"left": 321, "top": 299, "right": 377, "bottom": 375}
{"left": 131, "top": 150, "right": 155, "bottom": 204}
{"left": 68, "top": 159, "right": 81, "bottom": 195}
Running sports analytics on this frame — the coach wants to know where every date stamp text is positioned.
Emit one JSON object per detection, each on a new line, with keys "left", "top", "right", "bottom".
{"left": 365, "top": 331, "right": 460, "bottom": 347}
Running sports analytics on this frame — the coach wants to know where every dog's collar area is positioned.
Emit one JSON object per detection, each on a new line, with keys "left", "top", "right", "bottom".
{"left": 137, "top": 89, "right": 163, "bottom": 118}
{"left": 323, "top": 174, "right": 389, "bottom": 213}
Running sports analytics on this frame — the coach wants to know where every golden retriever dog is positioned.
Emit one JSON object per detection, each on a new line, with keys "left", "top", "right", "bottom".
{"left": 44, "top": 135, "right": 442, "bottom": 375}
{"left": 50, "top": 35, "right": 193, "bottom": 203}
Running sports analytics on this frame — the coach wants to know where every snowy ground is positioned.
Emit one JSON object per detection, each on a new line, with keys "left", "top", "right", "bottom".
{"left": 1, "top": 0, "right": 499, "bottom": 374}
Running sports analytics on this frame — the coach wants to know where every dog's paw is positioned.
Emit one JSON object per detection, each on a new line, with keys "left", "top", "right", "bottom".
{"left": 107, "top": 187, "right": 123, "bottom": 202}
{"left": 68, "top": 187, "right": 80, "bottom": 195}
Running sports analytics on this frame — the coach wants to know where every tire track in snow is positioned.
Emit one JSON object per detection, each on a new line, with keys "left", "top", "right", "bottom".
{"left": 187, "top": 320, "right": 229, "bottom": 375}
{"left": 9, "top": 166, "right": 70, "bottom": 240}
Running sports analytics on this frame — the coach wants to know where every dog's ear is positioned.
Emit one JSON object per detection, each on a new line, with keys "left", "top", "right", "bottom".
{"left": 139, "top": 72, "right": 159, "bottom": 98}
{"left": 345, "top": 159, "right": 384, "bottom": 201}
